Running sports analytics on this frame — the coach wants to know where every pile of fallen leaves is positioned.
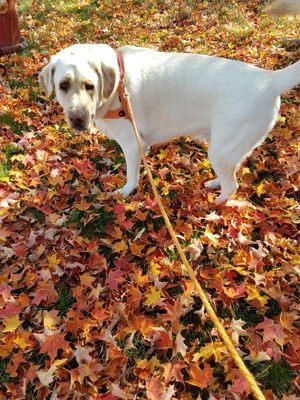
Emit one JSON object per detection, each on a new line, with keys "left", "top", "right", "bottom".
{"left": 0, "top": 1, "right": 299, "bottom": 399}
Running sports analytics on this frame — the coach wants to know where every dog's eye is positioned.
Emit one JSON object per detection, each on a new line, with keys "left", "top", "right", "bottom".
{"left": 85, "top": 83, "right": 94, "bottom": 91}
{"left": 60, "top": 81, "right": 69, "bottom": 91}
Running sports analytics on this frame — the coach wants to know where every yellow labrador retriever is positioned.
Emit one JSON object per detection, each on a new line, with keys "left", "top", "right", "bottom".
{"left": 39, "top": 44, "right": 300, "bottom": 204}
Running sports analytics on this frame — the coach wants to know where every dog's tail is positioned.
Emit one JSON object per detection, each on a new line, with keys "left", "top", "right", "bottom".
{"left": 266, "top": 0, "right": 300, "bottom": 16}
{"left": 272, "top": 60, "right": 300, "bottom": 93}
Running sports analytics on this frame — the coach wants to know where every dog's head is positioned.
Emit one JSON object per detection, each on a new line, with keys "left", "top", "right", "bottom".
{"left": 39, "top": 44, "right": 119, "bottom": 131}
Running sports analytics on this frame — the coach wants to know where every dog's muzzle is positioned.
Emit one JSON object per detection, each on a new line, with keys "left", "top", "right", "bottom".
{"left": 68, "top": 109, "right": 88, "bottom": 131}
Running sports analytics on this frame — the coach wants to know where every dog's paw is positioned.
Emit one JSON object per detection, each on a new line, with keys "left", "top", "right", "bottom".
{"left": 114, "top": 183, "right": 137, "bottom": 197}
{"left": 214, "top": 196, "right": 227, "bottom": 206}
{"left": 205, "top": 178, "right": 221, "bottom": 190}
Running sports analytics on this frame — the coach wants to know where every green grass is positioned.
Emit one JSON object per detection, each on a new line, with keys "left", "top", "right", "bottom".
{"left": 25, "top": 384, "right": 37, "bottom": 400}
{"left": 0, "top": 162, "right": 10, "bottom": 182}
{"left": 125, "top": 333, "right": 151, "bottom": 367}
{"left": 232, "top": 300, "right": 264, "bottom": 327}
{"left": 253, "top": 360, "right": 297, "bottom": 396}
{"left": 0, "top": 114, "right": 28, "bottom": 135}
{"left": 4, "top": 144, "right": 24, "bottom": 162}
{"left": 81, "top": 208, "right": 114, "bottom": 238}
{"left": 0, "top": 359, "right": 9, "bottom": 387}
{"left": 18, "top": 0, "right": 32, "bottom": 13}
{"left": 56, "top": 284, "right": 76, "bottom": 316}
{"left": 67, "top": 209, "right": 86, "bottom": 226}
{"left": 24, "top": 207, "right": 45, "bottom": 223}
{"left": 0, "top": 144, "right": 25, "bottom": 182}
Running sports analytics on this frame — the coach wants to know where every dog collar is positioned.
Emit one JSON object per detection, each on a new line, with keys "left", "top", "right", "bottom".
{"left": 102, "top": 51, "right": 130, "bottom": 120}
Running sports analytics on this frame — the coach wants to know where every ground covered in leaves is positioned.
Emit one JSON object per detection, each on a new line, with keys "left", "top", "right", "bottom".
{"left": 0, "top": 0, "right": 299, "bottom": 399}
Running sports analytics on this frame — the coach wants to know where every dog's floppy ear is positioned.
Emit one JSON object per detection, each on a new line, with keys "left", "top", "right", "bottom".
{"left": 39, "top": 59, "right": 57, "bottom": 97}
{"left": 101, "top": 64, "right": 117, "bottom": 101}
{"left": 90, "top": 61, "right": 117, "bottom": 104}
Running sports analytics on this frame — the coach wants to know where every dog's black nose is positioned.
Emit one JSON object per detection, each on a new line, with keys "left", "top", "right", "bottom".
{"left": 69, "top": 110, "right": 85, "bottom": 130}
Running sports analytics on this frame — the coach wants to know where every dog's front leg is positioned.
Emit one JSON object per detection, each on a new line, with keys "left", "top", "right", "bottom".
{"left": 114, "top": 135, "right": 142, "bottom": 196}
{"left": 96, "top": 119, "right": 144, "bottom": 196}
{"left": 117, "top": 141, "right": 141, "bottom": 196}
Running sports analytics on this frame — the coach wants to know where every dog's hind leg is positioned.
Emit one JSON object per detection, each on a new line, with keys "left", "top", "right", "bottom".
{"left": 207, "top": 101, "right": 280, "bottom": 204}
{"left": 208, "top": 147, "right": 239, "bottom": 205}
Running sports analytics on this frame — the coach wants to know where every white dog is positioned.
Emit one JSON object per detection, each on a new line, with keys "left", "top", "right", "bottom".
{"left": 39, "top": 44, "right": 300, "bottom": 204}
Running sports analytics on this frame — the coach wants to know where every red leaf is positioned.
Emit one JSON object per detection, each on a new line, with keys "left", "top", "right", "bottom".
{"left": 223, "top": 283, "right": 246, "bottom": 299}
{"left": 34, "top": 333, "right": 70, "bottom": 363}
{"left": 256, "top": 317, "right": 287, "bottom": 346}
{"left": 73, "top": 158, "right": 96, "bottom": 178}
{"left": 31, "top": 280, "right": 58, "bottom": 306}
{"left": 106, "top": 269, "right": 125, "bottom": 291}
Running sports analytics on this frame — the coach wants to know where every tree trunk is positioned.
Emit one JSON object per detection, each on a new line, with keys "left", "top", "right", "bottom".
{"left": 0, "top": 0, "right": 26, "bottom": 55}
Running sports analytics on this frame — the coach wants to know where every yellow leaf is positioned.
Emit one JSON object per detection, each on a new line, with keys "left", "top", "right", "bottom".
{"left": 204, "top": 226, "right": 219, "bottom": 246}
{"left": 10, "top": 170, "right": 23, "bottom": 179}
{"left": 278, "top": 115, "right": 286, "bottom": 123}
{"left": 16, "top": 181, "right": 28, "bottom": 190}
{"left": 157, "top": 149, "right": 168, "bottom": 160}
{"left": 47, "top": 254, "right": 60, "bottom": 269}
{"left": 246, "top": 285, "right": 269, "bottom": 307}
{"left": 113, "top": 240, "right": 128, "bottom": 253}
{"left": 153, "top": 178, "right": 159, "bottom": 187}
{"left": 242, "top": 167, "right": 251, "bottom": 176}
{"left": 289, "top": 253, "right": 300, "bottom": 265}
{"left": 224, "top": 264, "right": 248, "bottom": 276}
{"left": 11, "top": 154, "right": 24, "bottom": 162}
{"left": 136, "top": 356, "right": 161, "bottom": 371}
{"left": 193, "top": 342, "right": 228, "bottom": 363}
{"left": 149, "top": 261, "right": 161, "bottom": 276}
{"left": 200, "top": 159, "right": 210, "bottom": 169}
{"left": 207, "top": 193, "right": 214, "bottom": 203}
{"left": 144, "top": 287, "right": 161, "bottom": 307}
{"left": 2, "top": 315, "right": 21, "bottom": 333}
{"left": 256, "top": 181, "right": 264, "bottom": 197}
{"left": 49, "top": 175, "right": 64, "bottom": 187}
{"left": 13, "top": 331, "right": 33, "bottom": 349}
{"left": 233, "top": 266, "right": 248, "bottom": 276}
{"left": 49, "top": 146, "right": 61, "bottom": 153}
{"left": 43, "top": 310, "right": 59, "bottom": 330}
{"left": 161, "top": 185, "right": 169, "bottom": 196}
{"left": 47, "top": 189, "right": 57, "bottom": 199}
{"left": 110, "top": 226, "right": 123, "bottom": 239}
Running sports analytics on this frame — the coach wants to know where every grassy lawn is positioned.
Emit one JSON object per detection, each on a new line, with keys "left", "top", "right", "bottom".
{"left": 0, "top": 1, "right": 299, "bottom": 399}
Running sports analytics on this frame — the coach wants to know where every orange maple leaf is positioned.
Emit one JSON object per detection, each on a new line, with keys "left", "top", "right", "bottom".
{"left": 188, "top": 362, "right": 212, "bottom": 389}
{"left": 34, "top": 332, "right": 70, "bottom": 363}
